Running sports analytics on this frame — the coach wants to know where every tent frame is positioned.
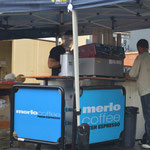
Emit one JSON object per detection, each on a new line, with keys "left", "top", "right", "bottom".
{"left": 72, "top": 9, "right": 80, "bottom": 126}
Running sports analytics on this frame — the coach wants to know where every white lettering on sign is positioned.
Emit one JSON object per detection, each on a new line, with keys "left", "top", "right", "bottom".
{"left": 83, "top": 103, "right": 121, "bottom": 114}
{"left": 16, "top": 109, "right": 61, "bottom": 119}
{"left": 16, "top": 110, "right": 38, "bottom": 115}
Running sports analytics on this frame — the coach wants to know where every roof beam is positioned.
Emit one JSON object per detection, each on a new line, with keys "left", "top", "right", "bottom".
{"left": 32, "top": 13, "right": 60, "bottom": 25}
{"left": 115, "top": 4, "right": 137, "bottom": 15}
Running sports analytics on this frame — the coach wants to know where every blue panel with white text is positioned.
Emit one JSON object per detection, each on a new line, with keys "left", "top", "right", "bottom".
{"left": 80, "top": 87, "right": 125, "bottom": 144}
{"left": 14, "top": 87, "right": 63, "bottom": 142}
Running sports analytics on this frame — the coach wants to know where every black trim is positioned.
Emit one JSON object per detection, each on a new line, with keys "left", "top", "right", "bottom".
{"left": 121, "top": 86, "right": 126, "bottom": 96}
{"left": 0, "top": 27, "right": 59, "bottom": 41}
{"left": 122, "top": 86, "right": 127, "bottom": 144}
{"left": 10, "top": 85, "right": 65, "bottom": 149}
{"left": 76, "top": 109, "right": 81, "bottom": 116}
{"left": 80, "top": 85, "right": 125, "bottom": 90}
{"left": 72, "top": 94, "right": 77, "bottom": 150}
{"left": 80, "top": 88, "right": 83, "bottom": 97}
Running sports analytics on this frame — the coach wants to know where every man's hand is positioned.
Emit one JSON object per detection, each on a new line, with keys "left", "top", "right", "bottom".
{"left": 124, "top": 73, "right": 130, "bottom": 78}
{"left": 124, "top": 73, "right": 136, "bottom": 81}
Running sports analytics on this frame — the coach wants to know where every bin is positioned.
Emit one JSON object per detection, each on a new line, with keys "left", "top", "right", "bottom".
{"left": 122, "top": 106, "right": 139, "bottom": 148}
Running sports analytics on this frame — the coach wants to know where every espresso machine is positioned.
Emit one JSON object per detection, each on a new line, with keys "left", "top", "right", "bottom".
{"left": 59, "top": 51, "right": 74, "bottom": 76}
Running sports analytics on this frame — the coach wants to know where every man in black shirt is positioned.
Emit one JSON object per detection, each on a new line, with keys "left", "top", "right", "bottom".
{"left": 48, "top": 31, "right": 73, "bottom": 76}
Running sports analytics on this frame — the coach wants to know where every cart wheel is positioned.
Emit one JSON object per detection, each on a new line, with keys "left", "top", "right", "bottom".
{"left": 35, "top": 144, "right": 41, "bottom": 150}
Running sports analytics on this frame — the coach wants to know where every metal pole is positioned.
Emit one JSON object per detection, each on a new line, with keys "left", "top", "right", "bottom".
{"left": 56, "top": 36, "right": 59, "bottom": 46}
{"left": 72, "top": 9, "right": 80, "bottom": 126}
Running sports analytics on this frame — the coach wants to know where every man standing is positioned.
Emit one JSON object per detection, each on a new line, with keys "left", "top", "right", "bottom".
{"left": 129, "top": 39, "right": 150, "bottom": 149}
{"left": 48, "top": 30, "right": 73, "bottom": 76}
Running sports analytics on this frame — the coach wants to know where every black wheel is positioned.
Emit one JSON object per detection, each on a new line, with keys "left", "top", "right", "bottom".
{"left": 9, "top": 141, "right": 13, "bottom": 148}
{"left": 35, "top": 143, "right": 41, "bottom": 150}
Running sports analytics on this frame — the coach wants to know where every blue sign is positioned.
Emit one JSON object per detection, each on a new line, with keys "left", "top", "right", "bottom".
{"left": 80, "top": 88, "right": 125, "bottom": 144}
{"left": 14, "top": 88, "right": 62, "bottom": 142}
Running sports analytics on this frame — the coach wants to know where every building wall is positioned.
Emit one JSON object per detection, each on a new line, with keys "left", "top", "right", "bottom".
{"left": 12, "top": 39, "right": 55, "bottom": 83}
{"left": 129, "top": 29, "right": 150, "bottom": 51}
{"left": 124, "top": 51, "right": 150, "bottom": 66}
{"left": 0, "top": 41, "right": 12, "bottom": 78}
{"left": 78, "top": 35, "right": 91, "bottom": 46}
{"left": 124, "top": 52, "right": 138, "bottom": 66}
{"left": 40, "top": 35, "right": 91, "bottom": 47}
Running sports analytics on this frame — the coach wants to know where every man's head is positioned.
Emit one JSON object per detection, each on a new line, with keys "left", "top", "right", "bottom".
{"left": 61, "top": 30, "right": 73, "bottom": 51}
{"left": 137, "top": 39, "right": 149, "bottom": 54}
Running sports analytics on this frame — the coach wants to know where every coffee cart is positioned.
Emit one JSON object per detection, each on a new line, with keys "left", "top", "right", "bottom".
{"left": 10, "top": 76, "right": 125, "bottom": 149}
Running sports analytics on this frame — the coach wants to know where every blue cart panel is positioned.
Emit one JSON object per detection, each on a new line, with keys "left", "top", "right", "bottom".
{"left": 13, "top": 86, "right": 64, "bottom": 143}
{"left": 80, "top": 87, "right": 125, "bottom": 144}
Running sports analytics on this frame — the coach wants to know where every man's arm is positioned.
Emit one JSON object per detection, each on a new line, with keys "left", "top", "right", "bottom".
{"left": 48, "top": 58, "right": 60, "bottom": 69}
{"left": 129, "top": 55, "right": 141, "bottom": 78}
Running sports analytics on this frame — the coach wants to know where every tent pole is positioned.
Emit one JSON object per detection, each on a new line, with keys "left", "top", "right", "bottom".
{"left": 72, "top": 9, "right": 80, "bottom": 126}
{"left": 56, "top": 36, "right": 59, "bottom": 46}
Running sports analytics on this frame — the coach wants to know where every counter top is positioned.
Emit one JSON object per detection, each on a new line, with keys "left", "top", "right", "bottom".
{"left": 22, "top": 76, "right": 127, "bottom": 82}
{"left": 0, "top": 83, "right": 16, "bottom": 89}
{"left": 0, "top": 83, "right": 40, "bottom": 89}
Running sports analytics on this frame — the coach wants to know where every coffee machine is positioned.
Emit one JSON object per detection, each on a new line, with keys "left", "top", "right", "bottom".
{"left": 59, "top": 51, "right": 74, "bottom": 76}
